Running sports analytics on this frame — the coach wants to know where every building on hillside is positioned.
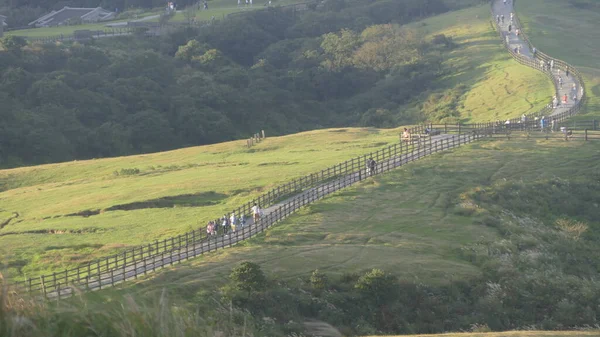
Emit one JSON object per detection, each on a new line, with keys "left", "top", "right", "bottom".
{"left": 28, "top": 7, "right": 115, "bottom": 28}
{"left": 0, "top": 15, "right": 7, "bottom": 37}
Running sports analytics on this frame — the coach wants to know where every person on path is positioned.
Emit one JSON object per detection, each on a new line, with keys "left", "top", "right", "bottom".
{"left": 508, "top": 24, "right": 512, "bottom": 33}
{"left": 222, "top": 215, "right": 229, "bottom": 235}
{"left": 550, "top": 59, "right": 554, "bottom": 70}
{"left": 251, "top": 203, "right": 261, "bottom": 223}
{"left": 573, "top": 93, "right": 578, "bottom": 102}
{"left": 540, "top": 116, "right": 545, "bottom": 131}
{"left": 230, "top": 212, "right": 237, "bottom": 231}
{"left": 565, "top": 66, "right": 569, "bottom": 78}
{"left": 552, "top": 95, "right": 558, "bottom": 108}
{"left": 558, "top": 76, "right": 563, "bottom": 88}
{"left": 230, "top": 214, "right": 237, "bottom": 233}
{"left": 563, "top": 93, "right": 568, "bottom": 104}
{"left": 369, "top": 158, "right": 377, "bottom": 176}
{"left": 515, "top": 29, "right": 520, "bottom": 37}
{"left": 581, "top": 86, "right": 584, "bottom": 97}
{"left": 532, "top": 47, "right": 536, "bottom": 58}
{"left": 521, "top": 114, "right": 527, "bottom": 123}
{"left": 506, "top": 35, "right": 510, "bottom": 45}
{"left": 504, "top": 0, "right": 507, "bottom": 5}
{"left": 510, "top": 12, "right": 514, "bottom": 20}
{"left": 239, "top": 214, "right": 246, "bottom": 228}
{"left": 203, "top": 1, "right": 208, "bottom": 9}
{"left": 572, "top": 83, "right": 577, "bottom": 92}
{"left": 501, "top": 14, "right": 505, "bottom": 24}
{"left": 551, "top": 119, "right": 556, "bottom": 132}
{"left": 497, "top": 15, "right": 500, "bottom": 24}
{"left": 207, "top": 221, "right": 213, "bottom": 237}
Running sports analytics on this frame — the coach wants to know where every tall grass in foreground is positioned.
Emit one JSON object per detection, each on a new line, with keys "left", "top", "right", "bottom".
{"left": 0, "top": 276, "right": 259, "bottom": 337}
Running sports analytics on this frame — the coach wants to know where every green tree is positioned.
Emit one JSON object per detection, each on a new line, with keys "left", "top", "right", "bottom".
{"left": 0, "top": 35, "right": 26, "bottom": 55}
{"left": 355, "top": 269, "right": 398, "bottom": 306}
{"left": 320, "top": 28, "right": 360, "bottom": 72}
{"left": 310, "top": 269, "right": 328, "bottom": 291}
{"left": 229, "top": 261, "right": 267, "bottom": 293}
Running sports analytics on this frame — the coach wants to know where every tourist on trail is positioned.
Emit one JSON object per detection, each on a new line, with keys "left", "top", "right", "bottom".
{"left": 230, "top": 213, "right": 237, "bottom": 233}
{"left": 551, "top": 119, "right": 556, "bottom": 132}
{"left": 515, "top": 29, "right": 520, "bottom": 37}
{"left": 573, "top": 93, "right": 578, "bottom": 102}
{"left": 252, "top": 203, "right": 261, "bottom": 223}
{"left": 207, "top": 221, "right": 213, "bottom": 237}
{"left": 508, "top": 24, "right": 512, "bottom": 33}
{"left": 230, "top": 212, "right": 237, "bottom": 231}
{"left": 550, "top": 59, "right": 554, "bottom": 70}
{"left": 540, "top": 60, "right": 545, "bottom": 70}
{"left": 540, "top": 116, "right": 546, "bottom": 131}
{"left": 506, "top": 35, "right": 510, "bottom": 45}
{"left": 565, "top": 66, "right": 570, "bottom": 78}
{"left": 532, "top": 47, "right": 536, "bottom": 58}
{"left": 402, "top": 128, "right": 411, "bottom": 143}
{"left": 521, "top": 114, "right": 527, "bottom": 123}
{"left": 497, "top": 15, "right": 500, "bottom": 23}
{"left": 369, "top": 158, "right": 377, "bottom": 176}
{"left": 366, "top": 158, "right": 372, "bottom": 176}
{"left": 510, "top": 12, "right": 514, "bottom": 20}
{"left": 572, "top": 83, "right": 577, "bottom": 92}
{"left": 222, "top": 215, "right": 229, "bottom": 234}
{"left": 563, "top": 93, "right": 568, "bottom": 104}
{"left": 204, "top": 1, "right": 208, "bottom": 9}
{"left": 504, "top": 0, "right": 507, "bottom": 5}
{"left": 558, "top": 76, "right": 563, "bottom": 88}
{"left": 501, "top": 15, "right": 505, "bottom": 24}
{"left": 239, "top": 214, "right": 246, "bottom": 228}
{"left": 552, "top": 95, "right": 558, "bottom": 108}
{"left": 581, "top": 86, "right": 584, "bottom": 97}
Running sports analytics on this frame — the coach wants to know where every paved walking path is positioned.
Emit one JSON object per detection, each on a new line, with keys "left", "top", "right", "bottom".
{"left": 491, "top": 0, "right": 581, "bottom": 118}
{"left": 38, "top": 1, "right": 583, "bottom": 298}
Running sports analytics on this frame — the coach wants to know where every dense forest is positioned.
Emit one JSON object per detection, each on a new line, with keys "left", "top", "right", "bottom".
{"left": 0, "top": 0, "right": 484, "bottom": 167}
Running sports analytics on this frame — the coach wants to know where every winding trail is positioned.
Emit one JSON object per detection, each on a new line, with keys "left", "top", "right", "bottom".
{"left": 492, "top": 0, "right": 581, "bottom": 117}
{"left": 25, "top": 0, "right": 584, "bottom": 298}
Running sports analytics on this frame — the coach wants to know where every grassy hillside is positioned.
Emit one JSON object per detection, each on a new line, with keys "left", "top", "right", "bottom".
{"left": 406, "top": 5, "right": 553, "bottom": 123}
{"left": 124, "top": 139, "right": 600, "bottom": 292}
{"left": 516, "top": 0, "right": 600, "bottom": 118}
{"left": 0, "top": 4, "right": 553, "bottom": 281}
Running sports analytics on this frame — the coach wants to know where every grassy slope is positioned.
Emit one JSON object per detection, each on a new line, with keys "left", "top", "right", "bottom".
{"left": 407, "top": 5, "right": 553, "bottom": 123}
{"left": 0, "top": 5, "right": 552, "bottom": 280}
{"left": 516, "top": 0, "right": 600, "bottom": 119}
{"left": 124, "top": 138, "right": 599, "bottom": 297}
{"left": 368, "top": 332, "right": 600, "bottom": 337}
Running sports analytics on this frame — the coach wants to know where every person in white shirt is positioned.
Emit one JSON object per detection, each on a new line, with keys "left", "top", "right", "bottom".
{"left": 252, "top": 203, "right": 261, "bottom": 222}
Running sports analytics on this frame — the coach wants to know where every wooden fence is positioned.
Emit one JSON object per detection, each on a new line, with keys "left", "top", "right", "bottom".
{"left": 6, "top": 0, "right": 589, "bottom": 298}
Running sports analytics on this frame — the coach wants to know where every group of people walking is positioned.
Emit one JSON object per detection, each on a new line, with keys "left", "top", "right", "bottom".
{"left": 206, "top": 203, "right": 262, "bottom": 237}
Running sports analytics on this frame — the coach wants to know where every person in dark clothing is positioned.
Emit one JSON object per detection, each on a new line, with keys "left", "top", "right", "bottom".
{"left": 369, "top": 158, "right": 376, "bottom": 176}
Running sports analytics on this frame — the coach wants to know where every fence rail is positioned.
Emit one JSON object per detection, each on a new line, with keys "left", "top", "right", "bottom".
{"left": 6, "top": 0, "right": 588, "bottom": 298}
